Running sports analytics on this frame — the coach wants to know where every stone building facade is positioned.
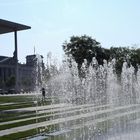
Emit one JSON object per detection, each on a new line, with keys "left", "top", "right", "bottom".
{"left": 0, "top": 54, "right": 44, "bottom": 92}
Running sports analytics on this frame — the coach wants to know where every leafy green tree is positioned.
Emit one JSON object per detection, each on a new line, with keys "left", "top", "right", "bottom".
{"left": 22, "top": 78, "right": 31, "bottom": 87}
{"left": 5, "top": 75, "right": 15, "bottom": 88}
{"left": 63, "top": 35, "right": 140, "bottom": 76}
{"left": 129, "top": 48, "right": 140, "bottom": 70}
{"left": 63, "top": 35, "right": 107, "bottom": 69}
{"left": 110, "top": 47, "right": 132, "bottom": 74}
{"left": 0, "top": 79, "right": 5, "bottom": 88}
{"left": 110, "top": 46, "right": 140, "bottom": 74}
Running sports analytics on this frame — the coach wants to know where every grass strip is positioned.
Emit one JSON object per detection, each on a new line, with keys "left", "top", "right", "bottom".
{"left": 0, "top": 96, "right": 34, "bottom": 103}
{"left": 0, "top": 129, "right": 37, "bottom": 140}
{"left": 0, "top": 104, "right": 34, "bottom": 111}
{"left": 0, "top": 111, "right": 36, "bottom": 122}
{"left": 0, "top": 114, "right": 52, "bottom": 130}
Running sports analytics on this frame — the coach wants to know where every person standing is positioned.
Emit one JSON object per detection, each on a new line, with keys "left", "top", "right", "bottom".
{"left": 41, "top": 87, "right": 45, "bottom": 98}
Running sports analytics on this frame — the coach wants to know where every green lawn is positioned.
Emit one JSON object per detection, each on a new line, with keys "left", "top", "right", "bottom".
{"left": 0, "top": 129, "right": 37, "bottom": 140}
{"left": 1, "top": 94, "right": 138, "bottom": 140}
{"left": 0, "top": 95, "right": 34, "bottom": 103}
{"left": 0, "top": 94, "right": 50, "bottom": 140}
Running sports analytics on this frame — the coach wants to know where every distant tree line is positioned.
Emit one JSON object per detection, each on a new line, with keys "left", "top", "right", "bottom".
{"left": 62, "top": 35, "right": 140, "bottom": 75}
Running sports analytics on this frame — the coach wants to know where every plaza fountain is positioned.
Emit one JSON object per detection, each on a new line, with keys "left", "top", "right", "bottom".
{"left": 32, "top": 56, "right": 140, "bottom": 140}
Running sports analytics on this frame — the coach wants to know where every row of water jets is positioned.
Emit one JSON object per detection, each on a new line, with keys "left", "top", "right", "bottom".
{"left": 35, "top": 56, "right": 140, "bottom": 140}
{"left": 46, "top": 58, "right": 140, "bottom": 106}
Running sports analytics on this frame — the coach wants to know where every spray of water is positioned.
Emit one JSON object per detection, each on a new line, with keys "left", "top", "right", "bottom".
{"left": 34, "top": 55, "right": 140, "bottom": 140}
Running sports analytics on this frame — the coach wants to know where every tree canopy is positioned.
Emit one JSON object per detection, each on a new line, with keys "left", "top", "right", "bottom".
{"left": 110, "top": 47, "right": 140, "bottom": 74}
{"left": 62, "top": 35, "right": 140, "bottom": 75}
{"left": 63, "top": 35, "right": 108, "bottom": 68}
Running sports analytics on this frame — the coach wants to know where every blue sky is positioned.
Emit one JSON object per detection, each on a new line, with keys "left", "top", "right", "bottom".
{"left": 0, "top": 0, "right": 140, "bottom": 63}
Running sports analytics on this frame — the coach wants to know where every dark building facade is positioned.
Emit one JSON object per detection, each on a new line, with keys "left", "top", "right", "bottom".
{"left": 0, "top": 54, "right": 44, "bottom": 92}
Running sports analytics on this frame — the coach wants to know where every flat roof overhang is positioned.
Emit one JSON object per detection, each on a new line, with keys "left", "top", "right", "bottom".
{"left": 0, "top": 19, "right": 31, "bottom": 91}
{"left": 0, "top": 19, "right": 31, "bottom": 34}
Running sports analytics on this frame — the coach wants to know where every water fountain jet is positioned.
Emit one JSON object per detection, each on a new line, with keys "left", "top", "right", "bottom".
{"left": 33, "top": 56, "right": 140, "bottom": 140}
